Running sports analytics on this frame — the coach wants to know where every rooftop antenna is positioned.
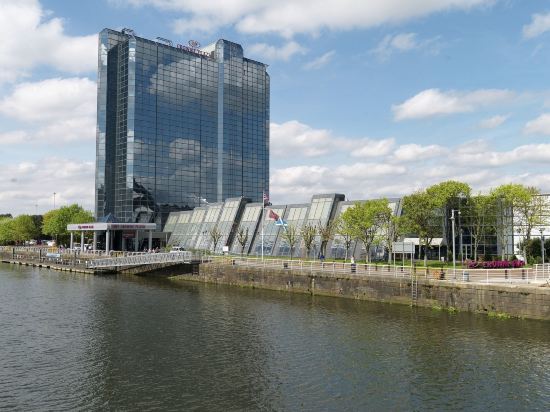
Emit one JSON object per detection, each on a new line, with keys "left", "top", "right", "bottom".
{"left": 156, "top": 37, "right": 173, "bottom": 46}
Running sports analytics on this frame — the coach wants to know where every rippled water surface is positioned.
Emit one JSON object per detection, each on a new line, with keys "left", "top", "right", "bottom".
{"left": 1, "top": 264, "right": 549, "bottom": 411}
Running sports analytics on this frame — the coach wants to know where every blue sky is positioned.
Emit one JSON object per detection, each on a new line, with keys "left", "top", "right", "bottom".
{"left": 1, "top": 0, "right": 550, "bottom": 215}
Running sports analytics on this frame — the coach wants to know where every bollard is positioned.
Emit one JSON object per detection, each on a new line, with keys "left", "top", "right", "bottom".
{"left": 521, "top": 269, "right": 525, "bottom": 280}
{"left": 462, "top": 270, "right": 469, "bottom": 282}
{"left": 504, "top": 269, "right": 508, "bottom": 280}
{"left": 351, "top": 263, "right": 356, "bottom": 274}
{"left": 440, "top": 270, "right": 445, "bottom": 280}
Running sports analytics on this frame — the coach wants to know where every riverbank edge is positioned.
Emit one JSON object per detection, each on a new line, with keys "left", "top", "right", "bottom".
{"left": 169, "top": 262, "right": 550, "bottom": 321}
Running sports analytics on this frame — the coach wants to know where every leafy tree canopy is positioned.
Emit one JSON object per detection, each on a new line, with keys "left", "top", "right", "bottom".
{"left": 426, "top": 180, "right": 471, "bottom": 208}
{"left": 42, "top": 204, "right": 93, "bottom": 242}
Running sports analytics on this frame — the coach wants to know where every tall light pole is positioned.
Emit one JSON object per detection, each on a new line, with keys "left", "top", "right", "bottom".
{"left": 540, "top": 227, "right": 545, "bottom": 271}
{"left": 53, "top": 192, "right": 56, "bottom": 209}
{"left": 450, "top": 209, "right": 460, "bottom": 277}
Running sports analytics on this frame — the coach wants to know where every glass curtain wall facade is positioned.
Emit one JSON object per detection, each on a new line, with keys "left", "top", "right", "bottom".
{"left": 251, "top": 205, "right": 287, "bottom": 256}
{"left": 95, "top": 29, "right": 269, "bottom": 226}
{"left": 230, "top": 203, "right": 262, "bottom": 254}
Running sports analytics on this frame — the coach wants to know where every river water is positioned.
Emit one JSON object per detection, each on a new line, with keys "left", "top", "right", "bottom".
{"left": 0, "top": 264, "right": 549, "bottom": 411}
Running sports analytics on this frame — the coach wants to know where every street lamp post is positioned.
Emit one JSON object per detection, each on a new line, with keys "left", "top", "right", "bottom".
{"left": 539, "top": 228, "right": 545, "bottom": 274}
{"left": 53, "top": 192, "right": 56, "bottom": 209}
{"left": 450, "top": 209, "right": 461, "bottom": 278}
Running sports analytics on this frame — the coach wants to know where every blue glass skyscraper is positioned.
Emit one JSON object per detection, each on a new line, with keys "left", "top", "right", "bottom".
{"left": 95, "top": 28, "right": 269, "bottom": 226}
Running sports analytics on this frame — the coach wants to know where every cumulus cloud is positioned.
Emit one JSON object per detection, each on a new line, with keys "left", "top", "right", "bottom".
{"left": 392, "top": 88, "right": 514, "bottom": 121}
{"left": 450, "top": 143, "right": 550, "bottom": 167}
{"left": 0, "top": 77, "right": 96, "bottom": 144}
{"left": 270, "top": 120, "right": 394, "bottom": 158}
{"left": 269, "top": 127, "right": 550, "bottom": 204}
{"left": 0, "top": 157, "right": 95, "bottom": 215}
{"left": 392, "top": 143, "right": 447, "bottom": 162}
{"left": 523, "top": 12, "right": 550, "bottom": 39}
{"left": 524, "top": 113, "right": 550, "bottom": 135}
{"left": 0, "top": 0, "right": 96, "bottom": 83}
{"left": 117, "top": 0, "right": 494, "bottom": 38}
{"left": 248, "top": 41, "right": 306, "bottom": 61}
{"left": 303, "top": 51, "right": 335, "bottom": 70}
{"left": 479, "top": 114, "right": 508, "bottom": 129}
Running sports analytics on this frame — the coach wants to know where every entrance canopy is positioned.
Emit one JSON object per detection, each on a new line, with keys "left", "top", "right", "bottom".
{"left": 67, "top": 222, "right": 157, "bottom": 252}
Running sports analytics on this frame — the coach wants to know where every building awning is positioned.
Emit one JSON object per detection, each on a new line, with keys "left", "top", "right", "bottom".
{"left": 403, "top": 237, "right": 446, "bottom": 247}
{"left": 67, "top": 222, "right": 157, "bottom": 231}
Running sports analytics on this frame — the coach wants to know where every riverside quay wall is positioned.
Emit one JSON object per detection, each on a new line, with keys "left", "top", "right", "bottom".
{"left": 171, "top": 259, "right": 550, "bottom": 321}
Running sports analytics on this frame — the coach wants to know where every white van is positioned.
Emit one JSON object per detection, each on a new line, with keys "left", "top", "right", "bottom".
{"left": 170, "top": 246, "right": 186, "bottom": 253}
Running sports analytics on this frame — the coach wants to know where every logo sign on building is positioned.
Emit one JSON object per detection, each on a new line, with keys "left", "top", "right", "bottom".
{"left": 176, "top": 40, "right": 209, "bottom": 57}
{"left": 392, "top": 242, "right": 415, "bottom": 254}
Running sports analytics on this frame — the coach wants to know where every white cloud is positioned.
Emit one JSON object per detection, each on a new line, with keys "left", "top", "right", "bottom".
{"left": 270, "top": 120, "right": 394, "bottom": 158}
{"left": 371, "top": 32, "right": 442, "bottom": 60}
{"left": 524, "top": 113, "right": 550, "bottom": 135}
{"left": 248, "top": 41, "right": 306, "bottom": 61}
{"left": 451, "top": 143, "right": 550, "bottom": 167}
{"left": 349, "top": 138, "right": 396, "bottom": 158}
{"left": 392, "top": 143, "right": 447, "bottom": 162}
{"left": 0, "top": 0, "right": 97, "bottom": 83}
{"left": 392, "top": 88, "right": 514, "bottom": 121}
{"left": 303, "top": 51, "right": 335, "bottom": 70}
{"left": 117, "top": 0, "right": 494, "bottom": 38}
{"left": 0, "top": 157, "right": 95, "bottom": 215}
{"left": 0, "top": 77, "right": 96, "bottom": 144}
{"left": 479, "top": 114, "right": 508, "bottom": 129}
{"left": 523, "top": 12, "right": 550, "bottom": 39}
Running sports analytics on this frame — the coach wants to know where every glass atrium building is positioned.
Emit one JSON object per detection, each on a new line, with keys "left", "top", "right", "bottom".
{"left": 95, "top": 28, "right": 270, "bottom": 226}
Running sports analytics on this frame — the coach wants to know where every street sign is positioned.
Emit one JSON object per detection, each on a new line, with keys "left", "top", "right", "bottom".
{"left": 392, "top": 242, "right": 415, "bottom": 254}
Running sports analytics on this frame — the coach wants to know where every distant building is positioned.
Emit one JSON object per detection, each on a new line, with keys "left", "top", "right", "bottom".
{"left": 95, "top": 28, "right": 270, "bottom": 231}
{"left": 165, "top": 193, "right": 550, "bottom": 261}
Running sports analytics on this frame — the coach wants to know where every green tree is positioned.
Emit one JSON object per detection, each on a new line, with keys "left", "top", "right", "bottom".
{"left": 42, "top": 204, "right": 93, "bottom": 245}
{"left": 381, "top": 215, "right": 400, "bottom": 264}
{"left": 464, "top": 194, "right": 495, "bottom": 261}
{"left": 491, "top": 184, "right": 540, "bottom": 260}
{"left": 0, "top": 217, "right": 15, "bottom": 245}
{"left": 12, "top": 215, "right": 41, "bottom": 243}
{"left": 341, "top": 199, "right": 391, "bottom": 263}
{"left": 335, "top": 216, "right": 355, "bottom": 262}
{"left": 317, "top": 219, "right": 337, "bottom": 258}
{"left": 400, "top": 191, "right": 441, "bottom": 266}
{"left": 426, "top": 180, "right": 471, "bottom": 209}
{"left": 280, "top": 224, "right": 299, "bottom": 260}
{"left": 300, "top": 223, "right": 317, "bottom": 259}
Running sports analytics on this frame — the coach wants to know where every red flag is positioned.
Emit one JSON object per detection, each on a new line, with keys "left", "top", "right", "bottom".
{"left": 268, "top": 209, "right": 279, "bottom": 221}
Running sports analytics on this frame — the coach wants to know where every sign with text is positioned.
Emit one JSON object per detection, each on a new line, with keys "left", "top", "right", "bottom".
{"left": 392, "top": 242, "right": 415, "bottom": 254}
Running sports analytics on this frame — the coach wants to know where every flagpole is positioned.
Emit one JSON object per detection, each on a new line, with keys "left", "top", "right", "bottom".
{"left": 261, "top": 192, "right": 265, "bottom": 260}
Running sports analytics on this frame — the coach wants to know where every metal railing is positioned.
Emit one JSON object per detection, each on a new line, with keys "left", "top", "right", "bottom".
{"left": 86, "top": 251, "right": 194, "bottom": 268}
{"left": 203, "top": 256, "right": 548, "bottom": 285}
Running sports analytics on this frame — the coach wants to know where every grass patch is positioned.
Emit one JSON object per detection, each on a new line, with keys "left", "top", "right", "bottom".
{"left": 487, "top": 311, "right": 511, "bottom": 319}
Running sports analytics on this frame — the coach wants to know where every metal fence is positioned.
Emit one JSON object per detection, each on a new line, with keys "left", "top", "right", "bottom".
{"left": 204, "top": 256, "right": 550, "bottom": 285}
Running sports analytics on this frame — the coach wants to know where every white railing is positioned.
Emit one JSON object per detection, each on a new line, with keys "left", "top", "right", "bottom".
{"left": 203, "top": 256, "right": 545, "bottom": 285}
{"left": 86, "top": 251, "right": 194, "bottom": 268}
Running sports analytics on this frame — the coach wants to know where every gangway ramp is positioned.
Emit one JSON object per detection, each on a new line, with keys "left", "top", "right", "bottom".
{"left": 86, "top": 251, "right": 194, "bottom": 269}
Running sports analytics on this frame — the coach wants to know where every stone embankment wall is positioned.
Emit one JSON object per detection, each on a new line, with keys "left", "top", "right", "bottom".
{"left": 168, "top": 262, "right": 550, "bottom": 321}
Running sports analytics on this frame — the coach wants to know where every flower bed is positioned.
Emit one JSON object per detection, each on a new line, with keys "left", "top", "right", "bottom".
{"left": 467, "top": 260, "right": 525, "bottom": 269}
